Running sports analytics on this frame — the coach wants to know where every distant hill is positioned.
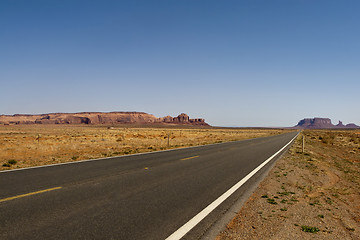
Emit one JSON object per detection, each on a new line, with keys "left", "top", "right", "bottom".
{"left": 0, "top": 112, "right": 209, "bottom": 126}
{"left": 294, "top": 118, "right": 360, "bottom": 129}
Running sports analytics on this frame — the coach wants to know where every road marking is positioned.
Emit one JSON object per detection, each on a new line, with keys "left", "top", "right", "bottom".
{"left": 0, "top": 187, "right": 62, "bottom": 203}
{"left": 180, "top": 156, "right": 200, "bottom": 161}
{"left": 165, "top": 133, "right": 299, "bottom": 240}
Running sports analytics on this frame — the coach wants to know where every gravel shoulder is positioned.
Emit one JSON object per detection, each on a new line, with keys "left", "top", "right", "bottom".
{"left": 217, "top": 130, "right": 360, "bottom": 240}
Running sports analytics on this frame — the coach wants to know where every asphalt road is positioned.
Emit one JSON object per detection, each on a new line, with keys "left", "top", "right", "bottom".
{"left": 0, "top": 131, "right": 298, "bottom": 240}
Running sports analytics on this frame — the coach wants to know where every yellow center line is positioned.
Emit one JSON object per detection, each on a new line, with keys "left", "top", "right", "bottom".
{"left": 0, "top": 187, "right": 62, "bottom": 203}
{"left": 180, "top": 155, "right": 200, "bottom": 161}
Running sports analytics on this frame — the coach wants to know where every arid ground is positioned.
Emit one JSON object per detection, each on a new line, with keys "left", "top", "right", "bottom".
{"left": 0, "top": 125, "right": 288, "bottom": 171}
{"left": 218, "top": 130, "right": 360, "bottom": 239}
{"left": 2, "top": 126, "right": 359, "bottom": 239}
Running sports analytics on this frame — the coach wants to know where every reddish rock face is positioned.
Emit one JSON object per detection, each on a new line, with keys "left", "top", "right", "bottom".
{"left": 160, "top": 116, "right": 174, "bottom": 123}
{"left": 175, "top": 113, "right": 190, "bottom": 123}
{"left": 295, "top": 118, "right": 359, "bottom": 129}
{"left": 336, "top": 121, "right": 345, "bottom": 128}
{"left": 0, "top": 112, "right": 209, "bottom": 126}
{"left": 345, "top": 123, "right": 360, "bottom": 128}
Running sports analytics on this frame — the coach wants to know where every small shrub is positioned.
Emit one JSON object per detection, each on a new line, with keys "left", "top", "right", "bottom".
{"left": 301, "top": 225, "right": 320, "bottom": 233}
{"left": 261, "top": 194, "right": 268, "bottom": 198}
{"left": 318, "top": 214, "right": 324, "bottom": 218}
{"left": 309, "top": 200, "right": 320, "bottom": 206}
{"left": 8, "top": 159, "right": 17, "bottom": 165}
{"left": 2, "top": 163, "right": 11, "bottom": 167}
{"left": 280, "top": 207, "right": 287, "bottom": 211}
{"left": 71, "top": 156, "right": 79, "bottom": 160}
{"left": 267, "top": 198, "right": 277, "bottom": 204}
{"left": 277, "top": 191, "right": 295, "bottom": 196}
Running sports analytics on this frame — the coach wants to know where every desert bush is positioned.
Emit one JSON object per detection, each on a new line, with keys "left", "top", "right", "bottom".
{"left": 2, "top": 159, "right": 17, "bottom": 167}
{"left": 8, "top": 159, "right": 17, "bottom": 165}
{"left": 301, "top": 225, "right": 319, "bottom": 233}
{"left": 267, "top": 198, "right": 277, "bottom": 204}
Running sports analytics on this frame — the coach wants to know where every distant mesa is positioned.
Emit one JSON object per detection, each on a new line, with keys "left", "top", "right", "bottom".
{"left": 0, "top": 112, "right": 209, "bottom": 126}
{"left": 294, "top": 118, "right": 360, "bottom": 129}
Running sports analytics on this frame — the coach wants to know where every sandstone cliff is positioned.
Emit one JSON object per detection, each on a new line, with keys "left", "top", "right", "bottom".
{"left": 0, "top": 112, "right": 209, "bottom": 126}
{"left": 294, "top": 118, "right": 359, "bottom": 129}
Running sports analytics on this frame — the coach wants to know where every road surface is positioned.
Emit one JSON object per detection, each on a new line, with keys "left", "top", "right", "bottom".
{"left": 0, "top": 131, "right": 298, "bottom": 240}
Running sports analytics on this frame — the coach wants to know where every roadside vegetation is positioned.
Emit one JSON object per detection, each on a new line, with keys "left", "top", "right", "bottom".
{"left": 217, "top": 130, "right": 360, "bottom": 239}
{"left": 0, "top": 125, "right": 289, "bottom": 170}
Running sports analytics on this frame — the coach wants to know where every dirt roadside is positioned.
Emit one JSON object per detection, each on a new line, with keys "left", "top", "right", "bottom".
{"left": 217, "top": 130, "right": 360, "bottom": 240}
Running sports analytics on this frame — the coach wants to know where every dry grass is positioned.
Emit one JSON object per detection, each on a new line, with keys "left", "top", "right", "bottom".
{"left": 218, "top": 130, "right": 360, "bottom": 240}
{"left": 0, "top": 125, "right": 289, "bottom": 170}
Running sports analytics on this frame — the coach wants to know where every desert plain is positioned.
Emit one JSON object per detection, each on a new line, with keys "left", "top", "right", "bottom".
{"left": 2, "top": 125, "right": 359, "bottom": 239}
{"left": 0, "top": 124, "right": 287, "bottom": 171}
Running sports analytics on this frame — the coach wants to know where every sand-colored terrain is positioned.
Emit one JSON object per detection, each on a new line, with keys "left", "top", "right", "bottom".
{"left": 0, "top": 125, "right": 288, "bottom": 171}
{"left": 218, "top": 130, "right": 360, "bottom": 239}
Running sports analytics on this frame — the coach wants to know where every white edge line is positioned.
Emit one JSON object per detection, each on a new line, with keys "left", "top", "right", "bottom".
{"left": 1, "top": 135, "right": 268, "bottom": 173}
{"left": 165, "top": 133, "right": 299, "bottom": 240}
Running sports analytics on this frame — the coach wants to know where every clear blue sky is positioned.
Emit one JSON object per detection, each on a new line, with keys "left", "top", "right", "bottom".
{"left": 1, "top": 0, "right": 359, "bottom": 127}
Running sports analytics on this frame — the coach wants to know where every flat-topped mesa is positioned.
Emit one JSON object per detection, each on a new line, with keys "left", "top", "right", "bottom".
{"left": 296, "top": 118, "right": 332, "bottom": 129}
{"left": 345, "top": 123, "right": 360, "bottom": 128}
{"left": 295, "top": 117, "right": 359, "bottom": 129}
{"left": 0, "top": 112, "right": 209, "bottom": 126}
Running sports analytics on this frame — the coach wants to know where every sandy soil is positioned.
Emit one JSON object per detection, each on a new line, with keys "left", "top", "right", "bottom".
{"left": 217, "top": 130, "right": 360, "bottom": 240}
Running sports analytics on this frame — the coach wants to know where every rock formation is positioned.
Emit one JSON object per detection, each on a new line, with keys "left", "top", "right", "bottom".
{"left": 159, "top": 113, "right": 206, "bottom": 125}
{"left": 336, "top": 121, "right": 345, "bottom": 128}
{"left": 294, "top": 118, "right": 359, "bottom": 129}
{"left": 0, "top": 112, "right": 209, "bottom": 126}
{"left": 344, "top": 123, "right": 360, "bottom": 128}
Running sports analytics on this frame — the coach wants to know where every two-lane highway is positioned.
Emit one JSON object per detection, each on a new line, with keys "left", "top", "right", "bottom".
{"left": 0, "top": 131, "right": 298, "bottom": 240}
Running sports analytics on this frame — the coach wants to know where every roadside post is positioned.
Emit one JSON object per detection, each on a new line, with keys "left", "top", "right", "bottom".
{"left": 167, "top": 133, "right": 170, "bottom": 147}
{"left": 302, "top": 135, "right": 305, "bottom": 153}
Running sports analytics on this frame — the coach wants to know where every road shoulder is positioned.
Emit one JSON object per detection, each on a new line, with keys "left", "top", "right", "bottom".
{"left": 217, "top": 130, "right": 360, "bottom": 240}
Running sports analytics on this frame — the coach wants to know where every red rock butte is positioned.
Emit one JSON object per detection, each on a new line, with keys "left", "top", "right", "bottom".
{"left": 0, "top": 112, "right": 209, "bottom": 126}
{"left": 294, "top": 118, "right": 359, "bottom": 129}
